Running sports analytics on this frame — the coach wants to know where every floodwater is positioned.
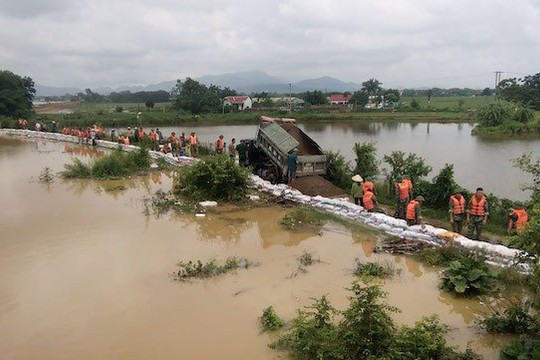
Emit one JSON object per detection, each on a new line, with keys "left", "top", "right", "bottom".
{"left": 152, "top": 122, "right": 540, "bottom": 201}
{"left": 0, "top": 137, "right": 512, "bottom": 359}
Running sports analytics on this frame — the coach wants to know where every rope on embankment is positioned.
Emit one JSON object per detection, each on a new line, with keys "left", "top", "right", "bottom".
{"left": 0, "top": 128, "right": 531, "bottom": 271}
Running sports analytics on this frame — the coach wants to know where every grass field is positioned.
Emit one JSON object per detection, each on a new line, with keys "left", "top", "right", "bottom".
{"left": 400, "top": 95, "right": 498, "bottom": 110}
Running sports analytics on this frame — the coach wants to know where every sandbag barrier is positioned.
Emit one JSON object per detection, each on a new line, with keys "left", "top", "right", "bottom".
{"left": 0, "top": 129, "right": 531, "bottom": 271}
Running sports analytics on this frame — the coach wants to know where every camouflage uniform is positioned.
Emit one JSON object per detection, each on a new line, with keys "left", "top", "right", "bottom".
{"left": 467, "top": 198, "right": 489, "bottom": 240}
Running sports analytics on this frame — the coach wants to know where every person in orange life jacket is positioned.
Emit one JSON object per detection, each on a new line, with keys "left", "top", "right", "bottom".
{"left": 508, "top": 206, "right": 528, "bottom": 234}
{"left": 467, "top": 187, "right": 489, "bottom": 240}
{"left": 449, "top": 191, "right": 467, "bottom": 234}
{"left": 351, "top": 174, "right": 364, "bottom": 206}
{"left": 189, "top": 132, "right": 199, "bottom": 157}
{"left": 215, "top": 135, "right": 225, "bottom": 153}
{"left": 406, "top": 196, "right": 425, "bottom": 227}
{"left": 362, "top": 177, "right": 376, "bottom": 196}
{"left": 402, "top": 176, "right": 413, "bottom": 198}
{"left": 395, "top": 175, "right": 410, "bottom": 219}
{"left": 362, "top": 189, "right": 379, "bottom": 212}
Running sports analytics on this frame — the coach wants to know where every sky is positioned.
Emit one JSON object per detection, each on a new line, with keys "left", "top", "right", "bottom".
{"left": 1, "top": 0, "right": 539, "bottom": 89}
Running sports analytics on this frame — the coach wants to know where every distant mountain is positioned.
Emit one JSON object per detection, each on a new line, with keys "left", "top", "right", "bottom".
{"left": 294, "top": 76, "right": 361, "bottom": 92}
{"left": 196, "top": 70, "right": 284, "bottom": 90}
{"left": 35, "top": 71, "right": 363, "bottom": 97}
{"left": 35, "top": 84, "right": 82, "bottom": 97}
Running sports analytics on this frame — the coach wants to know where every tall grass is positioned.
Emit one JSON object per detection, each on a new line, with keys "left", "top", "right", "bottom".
{"left": 62, "top": 147, "right": 151, "bottom": 179}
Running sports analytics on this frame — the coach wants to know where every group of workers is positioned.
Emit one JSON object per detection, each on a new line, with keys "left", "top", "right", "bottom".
{"left": 214, "top": 134, "right": 250, "bottom": 166}
{"left": 61, "top": 125, "right": 105, "bottom": 146}
{"left": 351, "top": 174, "right": 529, "bottom": 240}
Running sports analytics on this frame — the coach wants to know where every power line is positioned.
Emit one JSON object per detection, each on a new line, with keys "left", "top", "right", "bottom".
{"left": 494, "top": 71, "right": 503, "bottom": 95}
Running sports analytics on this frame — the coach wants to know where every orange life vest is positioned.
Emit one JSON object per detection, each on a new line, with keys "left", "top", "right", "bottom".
{"left": 402, "top": 178, "right": 413, "bottom": 192}
{"left": 190, "top": 135, "right": 198, "bottom": 145}
{"left": 450, "top": 195, "right": 466, "bottom": 214}
{"left": 362, "top": 181, "right": 375, "bottom": 194}
{"left": 513, "top": 209, "right": 528, "bottom": 233}
{"left": 469, "top": 195, "right": 487, "bottom": 216}
{"left": 397, "top": 182, "right": 409, "bottom": 200}
{"left": 363, "top": 191, "right": 375, "bottom": 211}
{"left": 216, "top": 138, "right": 224, "bottom": 150}
{"left": 406, "top": 200, "right": 419, "bottom": 220}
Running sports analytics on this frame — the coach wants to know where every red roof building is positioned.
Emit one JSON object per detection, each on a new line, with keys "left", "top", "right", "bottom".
{"left": 223, "top": 96, "right": 253, "bottom": 110}
{"left": 328, "top": 94, "right": 352, "bottom": 105}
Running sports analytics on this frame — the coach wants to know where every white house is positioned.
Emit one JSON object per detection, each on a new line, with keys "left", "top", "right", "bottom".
{"left": 223, "top": 96, "right": 252, "bottom": 110}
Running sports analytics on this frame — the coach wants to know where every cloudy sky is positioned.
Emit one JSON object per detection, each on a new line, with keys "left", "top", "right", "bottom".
{"left": 1, "top": 0, "right": 539, "bottom": 89}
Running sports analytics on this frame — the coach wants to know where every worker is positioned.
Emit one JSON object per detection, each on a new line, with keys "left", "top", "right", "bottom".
{"left": 126, "top": 127, "right": 134, "bottom": 142}
{"left": 467, "top": 187, "right": 489, "bottom": 240}
{"left": 228, "top": 138, "right": 236, "bottom": 159}
{"left": 395, "top": 175, "right": 410, "bottom": 219}
{"left": 287, "top": 148, "right": 298, "bottom": 187}
{"left": 449, "top": 191, "right": 467, "bottom": 234}
{"left": 236, "top": 139, "right": 248, "bottom": 166}
{"left": 190, "top": 132, "right": 199, "bottom": 157}
{"left": 351, "top": 174, "right": 364, "bottom": 206}
{"left": 406, "top": 196, "right": 425, "bottom": 226}
{"left": 149, "top": 129, "right": 159, "bottom": 150}
{"left": 508, "top": 207, "right": 528, "bottom": 234}
{"left": 362, "top": 189, "right": 379, "bottom": 212}
{"left": 362, "top": 177, "right": 376, "bottom": 196}
{"left": 215, "top": 135, "right": 225, "bottom": 153}
{"left": 156, "top": 128, "right": 164, "bottom": 143}
{"left": 402, "top": 176, "right": 413, "bottom": 198}
{"left": 137, "top": 127, "right": 146, "bottom": 140}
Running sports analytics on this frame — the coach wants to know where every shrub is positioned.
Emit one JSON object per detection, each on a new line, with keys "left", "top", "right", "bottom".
{"left": 324, "top": 150, "right": 352, "bottom": 189}
{"left": 410, "top": 99, "right": 420, "bottom": 109}
{"left": 500, "top": 338, "right": 540, "bottom": 360}
{"left": 353, "top": 141, "right": 379, "bottom": 178}
{"left": 481, "top": 304, "right": 538, "bottom": 334}
{"left": 175, "top": 155, "right": 251, "bottom": 202}
{"left": 260, "top": 306, "right": 284, "bottom": 331}
{"left": 353, "top": 260, "right": 394, "bottom": 278}
{"left": 476, "top": 103, "right": 513, "bottom": 127}
{"left": 512, "top": 106, "right": 535, "bottom": 123}
{"left": 440, "top": 257, "right": 497, "bottom": 296}
{"left": 425, "top": 164, "right": 458, "bottom": 208}
{"left": 414, "top": 246, "right": 468, "bottom": 267}
{"left": 171, "top": 257, "right": 257, "bottom": 280}
{"left": 62, "top": 147, "right": 151, "bottom": 179}
{"left": 115, "top": 106, "right": 123, "bottom": 113}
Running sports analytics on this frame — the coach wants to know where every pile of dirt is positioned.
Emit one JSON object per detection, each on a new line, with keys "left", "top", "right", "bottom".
{"left": 35, "top": 101, "right": 79, "bottom": 114}
{"left": 294, "top": 176, "right": 346, "bottom": 198}
{"left": 280, "top": 124, "right": 323, "bottom": 155}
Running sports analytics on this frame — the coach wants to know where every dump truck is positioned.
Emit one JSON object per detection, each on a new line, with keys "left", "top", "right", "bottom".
{"left": 247, "top": 116, "right": 327, "bottom": 183}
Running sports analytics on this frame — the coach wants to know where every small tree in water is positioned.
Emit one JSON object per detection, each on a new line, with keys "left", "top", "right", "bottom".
{"left": 353, "top": 141, "right": 379, "bottom": 178}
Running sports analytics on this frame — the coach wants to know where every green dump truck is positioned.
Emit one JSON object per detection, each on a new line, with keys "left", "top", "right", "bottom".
{"left": 253, "top": 117, "right": 327, "bottom": 182}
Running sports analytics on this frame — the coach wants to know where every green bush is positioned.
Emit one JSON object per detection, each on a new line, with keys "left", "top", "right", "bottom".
{"left": 324, "top": 150, "right": 352, "bottom": 189}
{"left": 440, "top": 257, "right": 497, "bottom": 296}
{"left": 260, "top": 306, "right": 284, "bottom": 331}
{"left": 481, "top": 304, "right": 538, "bottom": 334}
{"left": 512, "top": 107, "right": 535, "bottom": 123}
{"left": 353, "top": 260, "right": 394, "bottom": 278}
{"left": 62, "top": 147, "right": 151, "bottom": 179}
{"left": 383, "top": 150, "right": 432, "bottom": 184}
{"left": 414, "top": 246, "right": 468, "bottom": 267}
{"left": 175, "top": 154, "right": 251, "bottom": 202}
{"left": 269, "top": 283, "right": 479, "bottom": 360}
{"left": 476, "top": 102, "right": 513, "bottom": 127}
{"left": 172, "top": 257, "right": 257, "bottom": 280}
{"left": 353, "top": 141, "right": 379, "bottom": 178}
{"left": 500, "top": 338, "right": 540, "bottom": 360}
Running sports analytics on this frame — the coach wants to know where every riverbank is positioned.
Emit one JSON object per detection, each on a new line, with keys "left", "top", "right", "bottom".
{"left": 0, "top": 108, "right": 477, "bottom": 130}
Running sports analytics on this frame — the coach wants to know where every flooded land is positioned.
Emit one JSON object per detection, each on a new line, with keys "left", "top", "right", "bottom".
{"left": 0, "top": 138, "right": 513, "bottom": 359}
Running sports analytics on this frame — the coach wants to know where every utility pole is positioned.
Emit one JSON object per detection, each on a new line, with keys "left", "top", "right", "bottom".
{"left": 289, "top": 83, "right": 292, "bottom": 113}
{"left": 493, "top": 71, "right": 503, "bottom": 96}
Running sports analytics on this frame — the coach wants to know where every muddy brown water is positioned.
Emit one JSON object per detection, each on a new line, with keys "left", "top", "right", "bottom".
{"left": 0, "top": 138, "right": 512, "bottom": 359}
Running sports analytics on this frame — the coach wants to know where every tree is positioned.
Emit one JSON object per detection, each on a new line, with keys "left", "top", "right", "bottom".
{"left": 361, "top": 78, "right": 383, "bottom": 96}
{"left": 383, "top": 151, "right": 432, "bottom": 184}
{"left": 481, "top": 87, "right": 493, "bottom": 96}
{"left": 0, "top": 70, "right": 35, "bottom": 118}
{"left": 174, "top": 78, "right": 208, "bottom": 114}
{"left": 499, "top": 73, "right": 540, "bottom": 110}
{"left": 324, "top": 151, "right": 352, "bottom": 189}
{"left": 353, "top": 142, "right": 379, "bottom": 178}
{"left": 77, "top": 88, "right": 106, "bottom": 103}
{"left": 302, "top": 90, "right": 328, "bottom": 105}
{"left": 349, "top": 91, "right": 369, "bottom": 109}
{"left": 410, "top": 99, "right": 420, "bottom": 109}
{"left": 384, "top": 89, "right": 400, "bottom": 101}
{"left": 145, "top": 101, "right": 155, "bottom": 109}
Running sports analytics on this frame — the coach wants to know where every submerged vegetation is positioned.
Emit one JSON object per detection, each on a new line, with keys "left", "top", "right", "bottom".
{"left": 62, "top": 147, "right": 151, "bottom": 179}
{"left": 353, "top": 259, "right": 396, "bottom": 279}
{"left": 175, "top": 154, "right": 251, "bottom": 202}
{"left": 171, "top": 257, "right": 257, "bottom": 281}
{"left": 38, "top": 167, "right": 54, "bottom": 183}
{"left": 260, "top": 306, "right": 284, "bottom": 331}
{"left": 440, "top": 257, "right": 498, "bottom": 296}
{"left": 280, "top": 208, "right": 325, "bottom": 231}
{"left": 267, "top": 282, "right": 481, "bottom": 360}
